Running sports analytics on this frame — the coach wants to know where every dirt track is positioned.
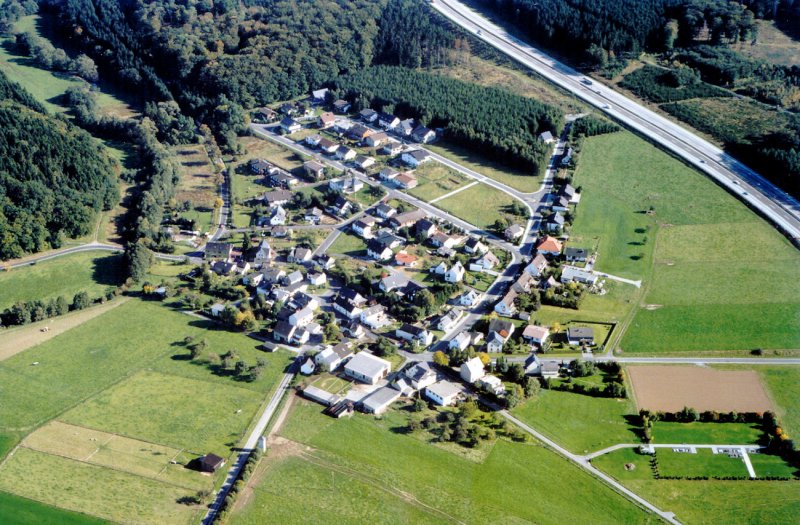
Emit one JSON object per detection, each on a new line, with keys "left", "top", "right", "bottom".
{"left": 628, "top": 365, "right": 774, "bottom": 413}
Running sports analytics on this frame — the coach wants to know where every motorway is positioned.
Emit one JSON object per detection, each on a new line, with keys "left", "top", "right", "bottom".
{"left": 431, "top": 0, "right": 800, "bottom": 243}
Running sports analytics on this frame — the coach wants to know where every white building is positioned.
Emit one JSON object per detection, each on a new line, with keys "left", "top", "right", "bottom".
{"left": 460, "top": 357, "right": 486, "bottom": 383}
{"left": 444, "top": 261, "right": 465, "bottom": 283}
{"left": 424, "top": 381, "right": 461, "bottom": 406}
{"left": 344, "top": 352, "right": 392, "bottom": 385}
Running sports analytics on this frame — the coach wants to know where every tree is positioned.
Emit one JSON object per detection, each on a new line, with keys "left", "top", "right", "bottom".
{"left": 71, "top": 291, "right": 91, "bottom": 311}
{"left": 506, "top": 384, "right": 524, "bottom": 409}
{"left": 508, "top": 363, "right": 525, "bottom": 383}
{"left": 477, "top": 352, "right": 491, "bottom": 366}
{"left": 412, "top": 397, "right": 426, "bottom": 412}
{"left": 432, "top": 351, "right": 450, "bottom": 367}
{"left": 323, "top": 322, "right": 341, "bottom": 344}
{"left": 523, "top": 376, "right": 541, "bottom": 398}
{"left": 373, "top": 336, "right": 396, "bottom": 357}
{"left": 125, "top": 242, "right": 155, "bottom": 282}
{"left": 234, "top": 360, "right": 249, "bottom": 377}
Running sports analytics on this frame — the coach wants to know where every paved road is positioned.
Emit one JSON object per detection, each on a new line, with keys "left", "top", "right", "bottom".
{"left": 432, "top": 0, "right": 800, "bottom": 243}
{"left": 203, "top": 358, "right": 299, "bottom": 524}
{"left": 7, "top": 242, "right": 186, "bottom": 269}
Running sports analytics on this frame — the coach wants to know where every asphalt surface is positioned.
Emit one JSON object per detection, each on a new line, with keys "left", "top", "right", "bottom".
{"left": 432, "top": 0, "right": 800, "bottom": 243}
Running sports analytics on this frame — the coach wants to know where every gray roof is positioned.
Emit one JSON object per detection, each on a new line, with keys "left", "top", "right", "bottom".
{"left": 345, "top": 352, "right": 391, "bottom": 378}
{"left": 426, "top": 380, "right": 461, "bottom": 399}
{"left": 568, "top": 326, "right": 595, "bottom": 339}
{"left": 361, "top": 386, "right": 401, "bottom": 411}
{"left": 405, "top": 362, "right": 434, "bottom": 382}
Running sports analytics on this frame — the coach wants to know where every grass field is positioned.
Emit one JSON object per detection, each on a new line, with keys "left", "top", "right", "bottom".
{"left": 593, "top": 448, "right": 800, "bottom": 523}
{"left": 759, "top": 367, "right": 800, "bottom": 437}
{"left": 748, "top": 452, "right": 798, "bottom": 478}
{"left": 569, "top": 131, "right": 800, "bottom": 353}
{"left": 231, "top": 401, "right": 655, "bottom": 524}
{"left": 173, "top": 145, "right": 217, "bottom": 234}
{"left": 510, "top": 389, "right": 639, "bottom": 453}
{"left": 426, "top": 141, "right": 541, "bottom": 192}
{"left": 651, "top": 421, "right": 762, "bottom": 445}
{"left": 657, "top": 449, "right": 750, "bottom": 478}
{"left": 0, "top": 252, "right": 124, "bottom": 311}
{"left": 734, "top": 20, "right": 800, "bottom": 67}
{"left": 434, "top": 182, "right": 522, "bottom": 229}
{"left": 0, "top": 448, "right": 200, "bottom": 525}
{"left": 404, "top": 161, "right": 470, "bottom": 201}
{"left": 328, "top": 232, "right": 368, "bottom": 257}
{"left": 0, "top": 491, "right": 110, "bottom": 525}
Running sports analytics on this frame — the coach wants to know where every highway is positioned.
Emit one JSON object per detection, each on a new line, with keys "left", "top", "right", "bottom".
{"left": 431, "top": 0, "right": 800, "bottom": 243}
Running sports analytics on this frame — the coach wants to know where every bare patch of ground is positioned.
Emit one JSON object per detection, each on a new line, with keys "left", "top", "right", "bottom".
{"left": 628, "top": 365, "right": 774, "bottom": 413}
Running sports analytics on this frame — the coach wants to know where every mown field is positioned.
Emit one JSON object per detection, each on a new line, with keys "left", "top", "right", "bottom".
{"left": 434, "top": 182, "right": 523, "bottom": 229}
{"left": 230, "top": 401, "right": 657, "bottom": 524}
{"left": 0, "top": 251, "right": 124, "bottom": 311}
{"left": 427, "top": 141, "right": 541, "bottom": 192}
{"left": 0, "top": 299, "right": 291, "bottom": 524}
{"left": 569, "top": 131, "right": 800, "bottom": 353}
{"left": 759, "top": 367, "right": 800, "bottom": 437}
{"left": 405, "top": 161, "right": 470, "bottom": 202}
{"left": 0, "top": 491, "right": 110, "bottom": 525}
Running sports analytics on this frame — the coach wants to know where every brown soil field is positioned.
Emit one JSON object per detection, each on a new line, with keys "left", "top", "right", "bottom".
{"left": 628, "top": 365, "right": 774, "bottom": 413}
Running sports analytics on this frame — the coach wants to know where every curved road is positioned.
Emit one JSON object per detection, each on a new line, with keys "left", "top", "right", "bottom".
{"left": 432, "top": 0, "right": 800, "bottom": 243}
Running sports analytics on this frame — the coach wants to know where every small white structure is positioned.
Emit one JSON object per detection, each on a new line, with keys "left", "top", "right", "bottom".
{"left": 361, "top": 386, "right": 401, "bottom": 415}
{"left": 425, "top": 381, "right": 461, "bottom": 406}
{"left": 404, "top": 362, "right": 437, "bottom": 390}
{"left": 437, "top": 309, "right": 463, "bottom": 332}
{"left": 300, "top": 357, "right": 316, "bottom": 376}
{"left": 431, "top": 261, "right": 448, "bottom": 275}
{"left": 344, "top": 352, "right": 391, "bottom": 385}
{"left": 460, "top": 357, "right": 486, "bottom": 383}
{"left": 457, "top": 289, "right": 480, "bottom": 307}
{"left": 560, "top": 265, "right": 599, "bottom": 285}
{"left": 477, "top": 375, "right": 505, "bottom": 396}
{"left": 444, "top": 261, "right": 465, "bottom": 283}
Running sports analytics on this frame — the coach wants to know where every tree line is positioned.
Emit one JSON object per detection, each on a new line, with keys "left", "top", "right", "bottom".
{"left": 331, "top": 65, "right": 563, "bottom": 173}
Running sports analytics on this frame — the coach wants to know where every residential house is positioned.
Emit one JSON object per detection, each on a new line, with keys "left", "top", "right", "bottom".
{"left": 415, "top": 219, "right": 437, "bottom": 239}
{"left": 567, "top": 326, "right": 595, "bottom": 346}
{"left": 431, "top": 232, "right": 462, "bottom": 249}
{"left": 525, "top": 253, "right": 549, "bottom": 277}
{"left": 267, "top": 170, "right": 298, "bottom": 188}
{"left": 540, "top": 361, "right": 561, "bottom": 379}
{"left": 536, "top": 235, "right": 563, "bottom": 256}
{"left": 198, "top": 453, "right": 226, "bottom": 473}
{"left": 311, "top": 88, "right": 329, "bottom": 103}
{"left": 395, "top": 118, "right": 416, "bottom": 137}
{"left": 381, "top": 140, "right": 403, "bottom": 155}
{"left": 477, "top": 375, "right": 505, "bottom": 396}
{"left": 303, "top": 160, "right": 326, "bottom": 180}
{"left": 261, "top": 190, "right": 292, "bottom": 208}
{"left": 511, "top": 272, "right": 535, "bottom": 294}
{"left": 431, "top": 261, "right": 448, "bottom": 275}
{"left": 354, "top": 155, "right": 375, "bottom": 170}
{"left": 269, "top": 205, "right": 287, "bottom": 226}
{"left": 425, "top": 381, "right": 461, "bottom": 406}
{"left": 261, "top": 267, "right": 286, "bottom": 286}
{"left": 305, "top": 134, "right": 323, "bottom": 147}
{"left": 291, "top": 292, "right": 319, "bottom": 311}
{"left": 315, "top": 255, "right": 336, "bottom": 270}
{"left": 308, "top": 272, "right": 327, "bottom": 286}
{"left": 327, "top": 195, "right": 353, "bottom": 217}
{"left": 205, "top": 241, "right": 233, "bottom": 260}
{"left": 347, "top": 124, "right": 373, "bottom": 141}
{"left": 560, "top": 265, "right": 598, "bottom": 285}
{"left": 317, "top": 112, "right": 336, "bottom": 129}
{"left": 344, "top": 352, "right": 391, "bottom": 385}
{"left": 469, "top": 251, "right": 500, "bottom": 272}
{"left": 305, "top": 207, "right": 324, "bottom": 224}
{"left": 538, "top": 131, "right": 555, "bottom": 144}
{"left": 330, "top": 174, "right": 364, "bottom": 194}
{"left": 273, "top": 321, "right": 297, "bottom": 343}
{"left": 249, "top": 158, "right": 273, "bottom": 175}
{"left": 335, "top": 145, "right": 357, "bottom": 161}
{"left": 378, "top": 167, "right": 399, "bottom": 182}
{"left": 504, "top": 224, "right": 524, "bottom": 241}
{"left": 283, "top": 270, "right": 305, "bottom": 286}
{"left": 253, "top": 240, "right": 276, "bottom": 267}
{"left": 390, "top": 209, "right": 427, "bottom": 230}
{"left": 404, "top": 362, "right": 437, "bottom": 390}
{"left": 565, "top": 247, "right": 589, "bottom": 263}
{"left": 445, "top": 261, "right": 465, "bottom": 283}
{"left": 401, "top": 281, "right": 424, "bottom": 300}
{"left": 396, "top": 324, "right": 434, "bottom": 347}
{"left": 360, "top": 108, "right": 378, "bottom": 123}
{"left": 487, "top": 318, "right": 514, "bottom": 347}
{"left": 560, "top": 183, "right": 578, "bottom": 203}
{"left": 437, "top": 246, "right": 456, "bottom": 258}
{"left": 280, "top": 116, "right": 301, "bottom": 134}
{"left": 279, "top": 102, "right": 297, "bottom": 116}
{"left": 378, "top": 112, "right": 400, "bottom": 129}
{"left": 541, "top": 275, "right": 559, "bottom": 290}
{"left": 344, "top": 319, "right": 366, "bottom": 339}
{"left": 332, "top": 99, "right": 351, "bottom": 113}
{"left": 401, "top": 149, "right": 432, "bottom": 168}
{"left": 210, "top": 303, "right": 226, "bottom": 317}
{"left": 253, "top": 107, "right": 277, "bottom": 123}
{"left": 394, "top": 251, "right": 418, "bottom": 267}
{"left": 303, "top": 386, "right": 339, "bottom": 407}
{"left": 395, "top": 173, "right": 418, "bottom": 189}
{"left": 464, "top": 237, "right": 489, "bottom": 255}
{"left": 289, "top": 306, "right": 315, "bottom": 327}
{"left": 449, "top": 331, "right": 483, "bottom": 351}
{"left": 339, "top": 288, "right": 367, "bottom": 307}
{"left": 333, "top": 297, "right": 362, "bottom": 319}
{"left": 485, "top": 331, "right": 506, "bottom": 353}
{"left": 318, "top": 137, "right": 338, "bottom": 154}
{"left": 437, "top": 309, "right": 463, "bottom": 332}
{"left": 522, "top": 325, "right": 550, "bottom": 345}
{"left": 288, "top": 247, "right": 313, "bottom": 265}
{"left": 494, "top": 288, "right": 518, "bottom": 317}
{"left": 379, "top": 272, "right": 409, "bottom": 293}
{"left": 243, "top": 272, "right": 263, "bottom": 287}
{"left": 360, "top": 304, "right": 388, "bottom": 329}
{"left": 411, "top": 125, "right": 436, "bottom": 143}
{"left": 367, "top": 239, "right": 393, "bottom": 261}
{"left": 300, "top": 357, "right": 316, "bottom": 375}
{"left": 545, "top": 213, "right": 565, "bottom": 233}
{"left": 364, "top": 132, "right": 389, "bottom": 148}
{"left": 551, "top": 195, "right": 570, "bottom": 213}
{"left": 460, "top": 357, "right": 486, "bottom": 383}
{"left": 456, "top": 289, "right": 480, "bottom": 307}
{"left": 272, "top": 225, "right": 289, "bottom": 238}
{"left": 361, "top": 387, "right": 401, "bottom": 415}
{"left": 352, "top": 215, "right": 379, "bottom": 238}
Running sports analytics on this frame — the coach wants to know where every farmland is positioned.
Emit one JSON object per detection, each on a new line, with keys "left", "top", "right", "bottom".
{"left": 434, "top": 182, "right": 523, "bottom": 229}
{"left": 628, "top": 366, "right": 774, "bottom": 413}
{"left": 569, "top": 131, "right": 800, "bottom": 354}
{"left": 0, "top": 491, "right": 109, "bottom": 525}
{"left": 172, "top": 145, "right": 218, "bottom": 235}
{"left": 230, "top": 401, "right": 656, "bottom": 524}
{"left": 0, "top": 251, "right": 124, "bottom": 311}
{"left": 759, "top": 367, "right": 800, "bottom": 437}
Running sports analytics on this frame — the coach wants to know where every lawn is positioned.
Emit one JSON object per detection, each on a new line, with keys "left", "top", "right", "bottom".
{"left": 510, "top": 389, "right": 639, "bottom": 454}
{"left": 404, "top": 161, "right": 470, "bottom": 202}
{"left": 230, "top": 401, "right": 655, "bottom": 524}
{"left": 328, "top": 232, "right": 367, "bottom": 257}
{"left": 0, "top": 251, "right": 124, "bottom": 311}
{"left": 651, "top": 421, "right": 762, "bottom": 445}
{"left": 657, "top": 449, "right": 750, "bottom": 478}
{"left": 570, "top": 131, "right": 800, "bottom": 354}
{"left": 434, "top": 182, "right": 523, "bottom": 229}
{"left": 0, "top": 491, "right": 110, "bottom": 525}
{"left": 426, "top": 141, "right": 541, "bottom": 192}
{"left": 749, "top": 452, "right": 798, "bottom": 478}
{"left": 0, "top": 448, "right": 200, "bottom": 525}
{"left": 759, "top": 367, "right": 800, "bottom": 437}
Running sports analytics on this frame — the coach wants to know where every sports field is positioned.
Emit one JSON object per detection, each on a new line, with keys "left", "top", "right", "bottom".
{"left": 569, "top": 131, "right": 800, "bottom": 353}
{"left": 0, "top": 251, "right": 124, "bottom": 311}
{"left": 434, "top": 182, "right": 523, "bottom": 229}
{"left": 628, "top": 366, "right": 773, "bottom": 413}
{"left": 230, "top": 401, "right": 656, "bottom": 524}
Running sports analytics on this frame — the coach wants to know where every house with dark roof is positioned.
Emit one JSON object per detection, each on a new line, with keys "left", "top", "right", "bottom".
{"left": 280, "top": 116, "right": 301, "bottom": 134}
{"left": 565, "top": 247, "right": 589, "bottom": 262}
{"left": 404, "top": 362, "right": 437, "bottom": 390}
{"left": 367, "top": 239, "right": 393, "bottom": 261}
{"left": 303, "top": 160, "right": 326, "bottom": 180}
{"left": 260, "top": 189, "right": 293, "bottom": 208}
{"left": 375, "top": 203, "right": 397, "bottom": 219}
{"left": 400, "top": 149, "right": 432, "bottom": 168}
{"left": 360, "top": 108, "right": 378, "bottom": 122}
{"left": 332, "top": 99, "right": 351, "bottom": 113}
{"left": 396, "top": 324, "right": 434, "bottom": 346}
{"left": 567, "top": 326, "right": 595, "bottom": 346}
{"left": 197, "top": 453, "right": 225, "bottom": 473}
{"left": 204, "top": 241, "right": 233, "bottom": 261}
{"left": 378, "top": 112, "right": 400, "bottom": 129}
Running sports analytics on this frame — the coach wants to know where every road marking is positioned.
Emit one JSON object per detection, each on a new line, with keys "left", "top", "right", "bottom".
{"left": 429, "top": 180, "right": 479, "bottom": 203}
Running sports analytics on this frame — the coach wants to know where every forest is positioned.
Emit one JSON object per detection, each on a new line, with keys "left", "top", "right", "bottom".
{"left": 0, "top": 75, "right": 118, "bottom": 260}
{"left": 331, "top": 66, "right": 563, "bottom": 172}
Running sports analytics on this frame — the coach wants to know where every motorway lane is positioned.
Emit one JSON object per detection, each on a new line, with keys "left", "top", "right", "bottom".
{"left": 432, "top": 0, "right": 800, "bottom": 242}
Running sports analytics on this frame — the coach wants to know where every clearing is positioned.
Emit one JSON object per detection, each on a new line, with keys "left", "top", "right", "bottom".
{"left": 434, "top": 182, "right": 522, "bottom": 230}
{"left": 628, "top": 366, "right": 773, "bottom": 413}
{"left": 172, "top": 145, "right": 218, "bottom": 235}
{"left": 404, "top": 161, "right": 470, "bottom": 202}
{"left": 0, "top": 251, "right": 124, "bottom": 311}
{"left": 733, "top": 20, "right": 800, "bottom": 67}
